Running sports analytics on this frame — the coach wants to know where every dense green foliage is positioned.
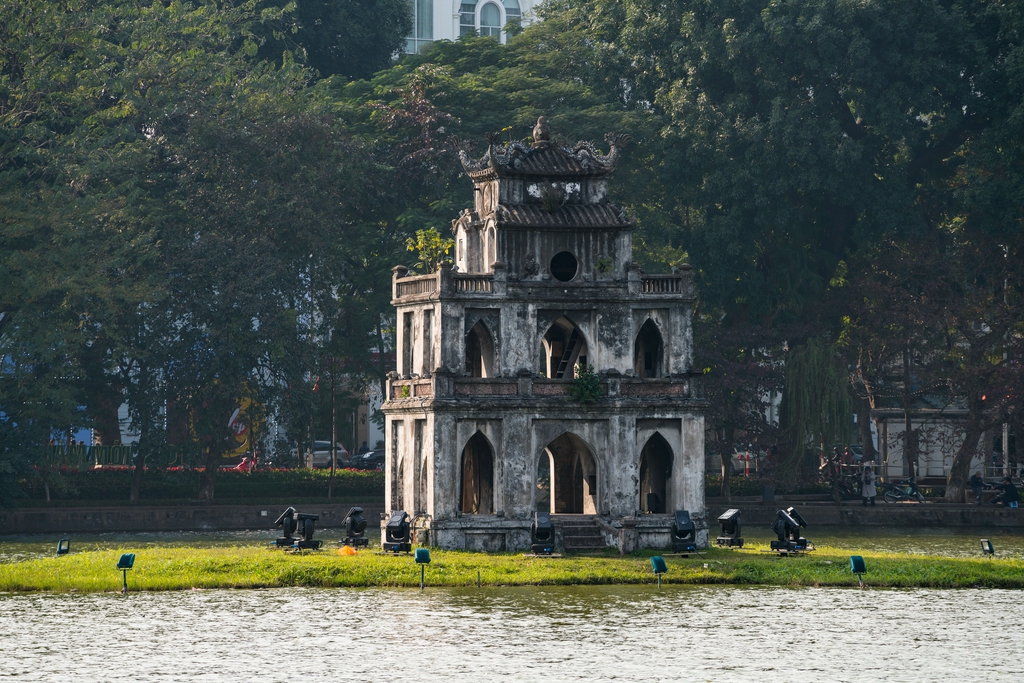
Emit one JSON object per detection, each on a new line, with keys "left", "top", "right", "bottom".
{"left": 3, "top": 0, "right": 1024, "bottom": 507}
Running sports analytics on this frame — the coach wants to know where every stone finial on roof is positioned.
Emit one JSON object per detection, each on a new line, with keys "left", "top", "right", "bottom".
{"left": 532, "top": 116, "right": 550, "bottom": 147}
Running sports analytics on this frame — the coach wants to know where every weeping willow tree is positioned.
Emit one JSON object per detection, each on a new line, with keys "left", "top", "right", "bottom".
{"left": 779, "top": 338, "right": 853, "bottom": 482}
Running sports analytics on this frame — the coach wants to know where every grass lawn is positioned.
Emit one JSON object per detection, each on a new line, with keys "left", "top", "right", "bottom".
{"left": 2, "top": 539, "right": 1021, "bottom": 592}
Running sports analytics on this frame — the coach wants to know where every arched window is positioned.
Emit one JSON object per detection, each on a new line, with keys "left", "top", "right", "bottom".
{"left": 538, "top": 433, "right": 598, "bottom": 514}
{"left": 487, "top": 226, "right": 497, "bottom": 269}
{"left": 633, "top": 319, "right": 664, "bottom": 378}
{"left": 461, "top": 432, "right": 494, "bottom": 514}
{"left": 460, "top": 1, "right": 520, "bottom": 42}
{"left": 541, "top": 316, "right": 588, "bottom": 378}
{"left": 479, "top": 2, "right": 501, "bottom": 38}
{"left": 465, "top": 319, "right": 495, "bottom": 377}
{"left": 639, "top": 434, "right": 673, "bottom": 513}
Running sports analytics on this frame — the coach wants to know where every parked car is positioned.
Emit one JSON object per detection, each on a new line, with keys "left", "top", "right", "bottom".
{"left": 351, "top": 449, "right": 385, "bottom": 470}
{"left": 289, "top": 441, "right": 350, "bottom": 468}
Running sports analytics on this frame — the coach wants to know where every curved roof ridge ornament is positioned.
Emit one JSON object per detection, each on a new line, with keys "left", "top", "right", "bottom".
{"left": 600, "top": 132, "right": 631, "bottom": 168}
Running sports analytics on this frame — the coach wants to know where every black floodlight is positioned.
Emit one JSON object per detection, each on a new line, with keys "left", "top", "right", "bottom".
{"left": 671, "top": 510, "right": 696, "bottom": 552}
{"left": 341, "top": 506, "right": 369, "bottom": 548}
{"left": 383, "top": 510, "right": 411, "bottom": 553}
{"left": 274, "top": 506, "right": 298, "bottom": 547}
{"left": 531, "top": 511, "right": 555, "bottom": 555}
{"left": 295, "top": 512, "right": 323, "bottom": 550}
{"left": 117, "top": 553, "right": 135, "bottom": 593}
{"left": 770, "top": 507, "right": 812, "bottom": 553}
{"left": 56, "top": 539, "right": 70, "bottom": 556}
{"left": 981, "top": 539, "right": 994, "bottom": 555}
{"left": 850, "top": 555, "right": 867, "bottom": 588}
{"left": 716, "top": 508, "right": 744, "bottom": 548}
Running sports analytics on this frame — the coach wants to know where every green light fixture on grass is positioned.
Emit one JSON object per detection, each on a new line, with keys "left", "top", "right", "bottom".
{"left": 849, "top": 555, "right": 866, "bottom": 588}
{"left": 651, "top": 555, "right": 667, "bottom": 588}
{"left": 117, "top": 553, "right": 135, "bottom": 593}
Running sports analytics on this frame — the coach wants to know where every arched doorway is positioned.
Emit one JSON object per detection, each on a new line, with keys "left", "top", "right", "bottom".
{"left": 537, "top": 433, "right": 598, "bottom": 514}
{"left": 634, "top": 319, "right": 664, "bottom": 378}
{"left": 639, "top": 433, "right": 673, "bottom": 513}
{"left": 460, "top": 432, "right": 494, "bottom": 514}
{"left": 465, "top": 320, "right": 495, "bottom": 377}
{"left": 540, "top": 317, "right": 589, "bottom": 378}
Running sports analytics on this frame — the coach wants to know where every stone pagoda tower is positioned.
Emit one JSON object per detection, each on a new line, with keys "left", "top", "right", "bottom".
{"left": 381, "top": 119, "right": 706, "bottom": 552}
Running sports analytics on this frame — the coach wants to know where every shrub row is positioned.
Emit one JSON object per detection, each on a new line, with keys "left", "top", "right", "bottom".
{"left": 18, "top": 468, "right": 385, "bottom": 504}
{"left": 704, "top": 475, "right": 830, "bottom": 497}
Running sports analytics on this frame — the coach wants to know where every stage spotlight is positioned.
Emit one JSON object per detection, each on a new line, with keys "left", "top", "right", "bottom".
{"left": 341, "top": 507, "right": 369, "bottom": 548}
{"left": 274, "top": 506, "right": 298, "bottom": 547}
{"left": 56, "top": 539, "right": 70, "bottom": 556}
{"left": 980, "top": 539, "right": 994, "bottom": 555}
{"left": 295, "top": 512, "right": 323, "bottom": 550}
{"left": 671, "top": 510, "right": 696, "bottom": 552}
{"left": 716, "top": 509, "right": 744, "bottom": 548}
{"left": 383, "top": 510, "right": 412, "bottom": 553}
{"left": 770, "top": 507, "right": 812, "bottom": 553}
{"left": 274, "top": 506, "right": 323, "bottom": 549}
{"left": 531, "top": 511, "right": 555, "bottom": 555}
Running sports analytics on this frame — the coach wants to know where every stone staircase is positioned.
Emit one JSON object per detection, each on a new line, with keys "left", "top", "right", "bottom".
{"left": 556, "top": 516, "right": 608, "bottom": 552}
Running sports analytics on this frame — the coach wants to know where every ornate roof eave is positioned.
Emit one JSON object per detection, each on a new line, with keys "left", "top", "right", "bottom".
{"left": 458, "top": 131, "right": 630, "bottom": 180}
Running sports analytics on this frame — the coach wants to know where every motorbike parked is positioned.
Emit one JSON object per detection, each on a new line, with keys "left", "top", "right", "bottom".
{"left": 882, "top": 478, "right": 926, "bottom": 503}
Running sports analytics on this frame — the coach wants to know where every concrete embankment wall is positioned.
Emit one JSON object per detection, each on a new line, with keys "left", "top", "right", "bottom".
{"left": 0, "top": 504, "right": 385, "bottom": 535}
{"left": 707, "top": 500, "right": 1024, "bottom": 529}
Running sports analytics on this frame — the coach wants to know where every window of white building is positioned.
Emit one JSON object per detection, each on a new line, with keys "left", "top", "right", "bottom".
{"left": 405, "top": 0, "right": 434, "bottom": 53}
{"left": 479, "top": 2, "right": 501, "bottom": 37}
{"left": 459, "top": 0, "right": 521, "bottom": 43}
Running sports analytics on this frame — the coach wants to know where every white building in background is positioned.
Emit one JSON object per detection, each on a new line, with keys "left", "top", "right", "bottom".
{"left": 406, "top": 0, "right": 541, "bottom": 53}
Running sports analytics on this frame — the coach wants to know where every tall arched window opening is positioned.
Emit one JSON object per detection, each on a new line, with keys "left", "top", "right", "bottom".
{"left": 639, "top": 434, "right": 673, "bottom": 513}
{"left": 633, "top": 319, "right": 664, "bottom": 378}
{"left": 461, "top": 432, "right": 494, "bottom": 514}
{"left": 538, "top": 433, "right": 598, "bottom": 514}
{"left": 541, "top": 317, "right": 588, "bottom": 378}
{"left": 465, "top": 320, "right": 495, "bottom": 377}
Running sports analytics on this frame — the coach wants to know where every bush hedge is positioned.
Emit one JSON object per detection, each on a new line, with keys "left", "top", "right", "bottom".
{"left": 17, "top": 467, "right": 384, "bottom": 505}
{"left": 704, "top": 475, "right": 830, "bottom": 496}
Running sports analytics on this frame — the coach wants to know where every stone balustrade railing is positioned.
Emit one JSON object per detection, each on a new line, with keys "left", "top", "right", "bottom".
{"left": 386, "top": 373, "right": 706, "bottom": 402}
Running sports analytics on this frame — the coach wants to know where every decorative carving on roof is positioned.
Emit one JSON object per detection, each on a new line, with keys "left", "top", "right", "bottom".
{"left": 458, "top": 119, "right": 629, "bottom": 179}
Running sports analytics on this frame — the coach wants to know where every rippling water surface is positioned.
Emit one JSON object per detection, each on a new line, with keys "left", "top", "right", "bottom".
{"left": 1, "top": 585, "right": 1021, "bottom": 682}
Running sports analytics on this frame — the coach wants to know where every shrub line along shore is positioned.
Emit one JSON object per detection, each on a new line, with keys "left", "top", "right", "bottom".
{"left": 2, "top": 544, "right": 1022, "bottom": 593}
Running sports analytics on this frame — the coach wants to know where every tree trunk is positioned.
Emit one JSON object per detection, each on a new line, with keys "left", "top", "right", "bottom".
{"left": 857, "top": 398, "right": 876, "bottom": 463}
{"left": 198, "top": 446, "right": 220, "bottom": 502}
{"left": 945, "top": 418, "right": 984, "bottom": 503}
{"left": 901, "top": 347, "right": 916, "bottom": 479}
{"left": 129, "top": 449, "right": 144, "bottom": 502}
{"left": 720, "top": 427, "right": 733, "bottom": 502}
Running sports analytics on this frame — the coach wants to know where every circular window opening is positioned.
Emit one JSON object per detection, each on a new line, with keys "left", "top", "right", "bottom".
{"left": 550, "top": 251, "right": 578, "bottom": 282}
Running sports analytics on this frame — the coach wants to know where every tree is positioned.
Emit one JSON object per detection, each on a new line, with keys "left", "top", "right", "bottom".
{"left": 695, "top": 321, "right": 785, "bottom": 499}
{"left": 258, "top": 0, "right": 412, "bottom": 80}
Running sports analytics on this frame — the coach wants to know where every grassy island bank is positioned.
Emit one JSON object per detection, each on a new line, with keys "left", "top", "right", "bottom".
{"left": 2, "top": 542, "right": 1022, "bottom": 592}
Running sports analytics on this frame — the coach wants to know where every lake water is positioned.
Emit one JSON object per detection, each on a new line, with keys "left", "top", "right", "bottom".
{"left": 1, "top": 585, "right": 1022, "bottom": 682}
